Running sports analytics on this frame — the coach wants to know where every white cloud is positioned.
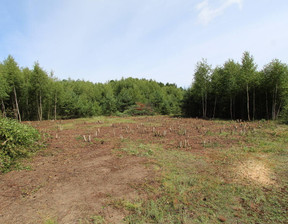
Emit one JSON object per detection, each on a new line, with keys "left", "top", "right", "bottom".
{"left": 5, "top": 0, "right": 288, "bottom": 88}
{"left": 196, "top": 0, "right": 243, "bottom": 25}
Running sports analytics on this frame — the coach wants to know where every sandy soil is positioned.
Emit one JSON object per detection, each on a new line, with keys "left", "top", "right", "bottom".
{"left": 235, "top": 159, "right": 276, "bottom": 186}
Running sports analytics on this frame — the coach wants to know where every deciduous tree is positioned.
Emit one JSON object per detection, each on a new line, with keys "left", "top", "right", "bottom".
{"left": 240, "top": 52, "right": 257, "bottom": 121}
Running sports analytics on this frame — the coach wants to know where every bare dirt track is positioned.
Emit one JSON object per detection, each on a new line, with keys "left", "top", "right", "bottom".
{"left": 0, "top": 118, "right": 157, "bottom": 224}
{"left": 0, "top": 116, "right": 271, "bottom": 223}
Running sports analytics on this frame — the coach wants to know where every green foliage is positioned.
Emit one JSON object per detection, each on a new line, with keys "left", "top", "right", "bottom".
{"left": 240, "top": 51, "right": 257, "bottom": 86}
{"left": 0, "top": 71, "right": 9, "bottom": 100}
{"left": 100, "top": 84, "right": 117, "bottom": 115}
{"left": 262, "top": 59, "right": 288, "bottom": 120}
{"left": 2, "top": 55, "right": 23, "bottom": 92}
{"left": 1, "top": 55, "right": 184, "bottom": 120}
{"left": 192, "top": 59, "right": 212, "bottom": 118}
{"left": 1, "top": 53, "right": 288, "bottom": 121}
{"left": 183, "top": 52, "right": 288, "bottom": 121}
{"left": 0, "top": 117, "right": 41, "bottom": 172}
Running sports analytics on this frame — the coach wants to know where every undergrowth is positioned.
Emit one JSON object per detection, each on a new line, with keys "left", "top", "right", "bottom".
{"left": 0, "top": 117, "right": 41, "bottom": 173}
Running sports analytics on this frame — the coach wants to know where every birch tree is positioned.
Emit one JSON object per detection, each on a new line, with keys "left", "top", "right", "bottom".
{"left": 0, "top": 68, "right": 9, "bottom": 117}
{"left": 2, "top": 55, "right": 23, "bottom": 121}
{"left": 193, "top": 59, "right": 212, "bottom": 118}
{"left": 240, "top": 52, "right": 257, "bottom": 121}
{"left": 262, "top": 59, "right": 288, "bottom": 120}
{"left": 223, "top": 59, "right": 241, "bottom": 119}
{"left": 30, "top": 62, "right": 49, "bottom": 121}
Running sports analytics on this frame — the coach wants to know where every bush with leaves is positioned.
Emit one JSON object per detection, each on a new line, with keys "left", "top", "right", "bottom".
{"left": 0, "top": 117, "right": 41, "bottom": 172}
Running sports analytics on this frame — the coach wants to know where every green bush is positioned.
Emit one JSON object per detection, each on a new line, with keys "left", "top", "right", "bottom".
{"left": 0, "top": 117, "right": 41, "bottom": 173}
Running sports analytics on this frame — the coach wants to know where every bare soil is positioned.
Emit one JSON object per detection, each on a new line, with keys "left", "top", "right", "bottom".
{"left": 0, "top": 116, "right": 270, "bottom": 223}
{"left": 235, "top": 159, "right": 276, "bottom": 186}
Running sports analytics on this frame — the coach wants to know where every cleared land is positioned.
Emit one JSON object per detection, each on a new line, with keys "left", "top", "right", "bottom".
{"left": 0, "top": 116, "right": 287, "bottom": 223}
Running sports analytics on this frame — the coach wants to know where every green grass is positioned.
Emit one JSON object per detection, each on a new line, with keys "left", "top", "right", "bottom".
{"left": 77, "top": 116, "right": 136, "bottom": 125}
{"left": 44, "top": 218, "right": 58, "bottom": 224}
{"left": 112, "top": 123, "right": 288, "bottom": 223}
{"left": 78, "top": 215, "right": 105, "bottom": 224}
{"left": 114, "top": 142, "right": 157, "bottom": 157}
{"left": 58, "top": 116, "right": 136, "bottom": 130}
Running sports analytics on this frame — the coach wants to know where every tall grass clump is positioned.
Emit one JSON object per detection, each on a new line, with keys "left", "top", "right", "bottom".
{"left": 0, "top": 117, "right": 41, "bottom": 173}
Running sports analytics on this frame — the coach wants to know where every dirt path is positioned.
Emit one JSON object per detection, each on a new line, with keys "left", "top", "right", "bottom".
{"left": 0, "top": 120, "right": 153, "bottom": 224}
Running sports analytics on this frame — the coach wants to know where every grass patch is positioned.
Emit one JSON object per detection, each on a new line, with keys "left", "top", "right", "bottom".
{"left": 44, "top": 218, "right": 58, "bottom": 224}
{"left": 78, "top": 116, "right": 135, "bottom": 125}
{"left": 78, "top": 215, "right": 105, "bottom": 224}
{"left": 114, "top": 142, "right": 158, "bottom": 157}
{"left": 112, "top": 122, "right": 288, "bottom": 223}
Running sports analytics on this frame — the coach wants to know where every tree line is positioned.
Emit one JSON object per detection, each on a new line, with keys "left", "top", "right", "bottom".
{"left": 182, "top": 52, "right": 288, "bottom": 121}
{"left": 1, "top": 52, "right": 288, "bottom": 122}
{"left": 0, "top": 55, "right": 184, "bottom": 121}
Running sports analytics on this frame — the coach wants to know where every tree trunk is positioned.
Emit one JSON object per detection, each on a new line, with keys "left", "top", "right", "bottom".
{"left": 266, "top": 92, "right": 269, "bottom": 120}
{"left": 272, "top": 85, "right": 278, "bottom": 120}
{"left": 230, "top": 96, "right": 233, "bottom": 120}
{"left": 246, "top": 84, "right": 250, "bottom": 121}
{"left": 14, "top": 87, "right": 21, "bottom": 122}
{"left": 253, "top": 88, "right": 256, "bottom": 120}
{"left": 276, "top": 102, "right": 282, "bottom": 119}
{"left": 47, "top": 106, "right": 50, "bottom": 120}
{"left": 213, "top": 96, "right": 217, "bottom": 118}
{"left": 39, "top": 92, "right": 42, "bottom": 121}
{"left": 36, "top": 93, "right": 40, "bottom": 121}
{"left": 54, "top": 94, "right": 57, "bottom": 120}
{"left": 233, "top": 97, "right": 236, "bottom": 119}
{"left": 202, "top": 94, "right": 205, "bottom": 118}
{"left": 26, "top": 97, "right": 29, "bottom": 119}
{"left": 204, "top": 92, "right": 207, "bottom": 118}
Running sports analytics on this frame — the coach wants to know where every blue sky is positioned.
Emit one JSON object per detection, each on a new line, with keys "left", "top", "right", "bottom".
{"left": 1, "top": 0, "right": 288, "bottom": 87}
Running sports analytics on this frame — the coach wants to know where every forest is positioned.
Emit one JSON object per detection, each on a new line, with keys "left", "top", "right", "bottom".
{"left": 183, "top": 52, "right": 288, "bottom": 121}
{"left": 0, "top": 51, "right": 288, "bottom": 122}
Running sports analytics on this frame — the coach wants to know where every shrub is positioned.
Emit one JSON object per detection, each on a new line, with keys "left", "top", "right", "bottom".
{"left": 0, "top": 117, "right": 41, "bottom": 173}
{"left": 123, "top": 102, "right": 156, "bottom": 116}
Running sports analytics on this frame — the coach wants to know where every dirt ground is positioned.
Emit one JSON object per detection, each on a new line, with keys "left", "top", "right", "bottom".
{"left": 0, "top": 116, "right": 273, "bottom": 223}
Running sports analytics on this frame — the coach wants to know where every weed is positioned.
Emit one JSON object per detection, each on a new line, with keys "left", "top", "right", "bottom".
{"left": 21, "top": 184, "right": 43, "bottom": 198}
{"left": 75, "top": 135, "right": 83, "bottom": 141}
{"left": 14, "top": 162, "right": 32, "bottom": 171}
{"left": 78, "top": 215, "right": 105, "bottom": 224}
{"left": 44, "top": 218, "right": 58, "bottom": 224}
{"left": 90, "top": 215, "right": 105, "bottom": 224}
{"left": 110, "top": 199, "right": 141, "bottom": 212}
{"left": 116, "top": 143, "right": 155, "bottom": 157}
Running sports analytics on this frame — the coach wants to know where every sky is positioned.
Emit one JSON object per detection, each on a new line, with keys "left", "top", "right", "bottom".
{"left": 1, "top": 0, "right": 288, "bottom": 88}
